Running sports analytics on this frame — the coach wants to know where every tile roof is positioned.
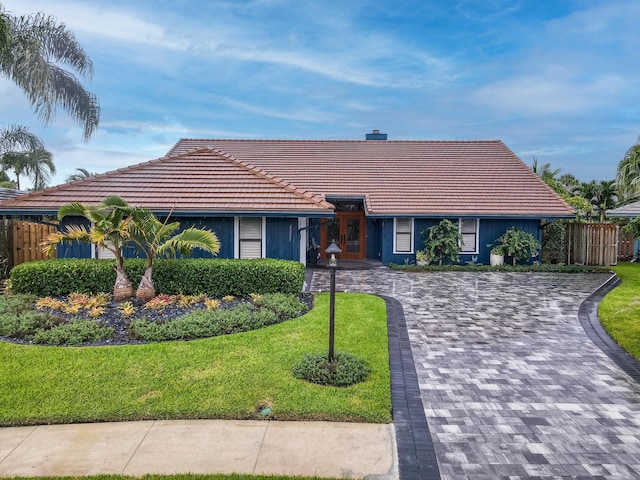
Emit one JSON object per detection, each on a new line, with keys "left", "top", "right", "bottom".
{"left": 0, "top": 139, "right": 574, "bottom": 217}
{"left": 168, "top": 139, "right": 575, "bottom": 217}
{"left": 0, "top": 149, "right": 334, "bottom": 215}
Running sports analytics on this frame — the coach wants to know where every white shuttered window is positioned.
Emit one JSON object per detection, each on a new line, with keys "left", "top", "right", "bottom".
{"left": 459, "top": 218, "right": 479, "bottom": 253}
{"left": 239, "top": 217, "right": 263, "bottom": 259}
{"left": 394, "top": 218, "right": 413, "bottom": 253}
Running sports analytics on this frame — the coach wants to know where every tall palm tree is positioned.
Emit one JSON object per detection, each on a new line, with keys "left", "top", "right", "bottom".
{"left": 0, "top": 5, "right": 100, "bottom": 140}
{"left": 593, "top": 180, "right": 618, "bottom": 223}
{"left": 2, "top": 147, "right": 55, "bottom": 190}
{"left": 0, "top": 124, "right": 43, "bottom": 154}
{"left": 65, "top": 167, "right": 96, "bottom": 183}
{"left": 0, "top": 124, "right": 53, "bottom": 190}
{"left": 617, "top": 139, "right": 640, "bottom": 202}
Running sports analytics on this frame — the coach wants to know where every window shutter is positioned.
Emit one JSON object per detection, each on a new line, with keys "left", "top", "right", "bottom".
{"left": 240, "top": 240, "right": 262, "bottom": 259}
{"left": 395, "top": 219, "right": 412, "bottom": 253}
{"left": 239, "top": 218, "right": 262, "bottom": 259}
{"left": 240, "top": 218, "right": 262, "bottom": 239}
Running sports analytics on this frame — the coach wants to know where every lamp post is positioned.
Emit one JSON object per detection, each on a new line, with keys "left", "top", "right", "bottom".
{"left": 325, "top": 240, "right": 342, "bottom": 365}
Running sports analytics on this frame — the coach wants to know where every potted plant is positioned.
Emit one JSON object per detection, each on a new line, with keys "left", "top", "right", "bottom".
{"left": 488, "top": 227, "right": 540, "bottom": 267}
{"left": 415, "top": 249, "right": 432, "bottom": 266}
{"left": 489, "top": 246, "right": 505, "bottom": 266}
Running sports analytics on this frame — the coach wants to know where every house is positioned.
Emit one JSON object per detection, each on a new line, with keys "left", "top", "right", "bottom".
{"left": 608, "top": 201, "right": 640, "bottom": 259}
{"left": 0, "top": 134, "right": 574, "bottom": 265}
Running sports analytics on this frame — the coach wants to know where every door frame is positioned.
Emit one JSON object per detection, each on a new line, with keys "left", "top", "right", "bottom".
{"left": 320, "top": 211, "right": 366, "bottom": 260}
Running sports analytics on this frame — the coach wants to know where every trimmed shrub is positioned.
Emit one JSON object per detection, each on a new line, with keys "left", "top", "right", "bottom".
{"left": 292, "top": 351, "right": 371, "bottom": 387}
{"left": 10, "top": 258, "right": 305, "bottom": 297}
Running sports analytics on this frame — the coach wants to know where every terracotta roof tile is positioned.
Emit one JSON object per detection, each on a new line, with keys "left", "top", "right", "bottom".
{"left": 0, "top": 139, "right": 574, "bottom": 217}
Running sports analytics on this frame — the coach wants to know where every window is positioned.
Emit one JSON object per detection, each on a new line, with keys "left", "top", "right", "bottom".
{"left": 459, "top": 218, "right": 479, "bottom": 253}
{"left": 394, "top": 218, "right": 413, "bottom": 253}
{"left": 239, "top": 217, "right": 263, "bottom": 259}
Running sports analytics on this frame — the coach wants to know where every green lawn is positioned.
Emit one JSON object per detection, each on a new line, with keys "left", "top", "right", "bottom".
{"left": 0, "top": 293, "right": 391, "bottom": 426}
{"left": 599, "top": 262, "right": 640, "bottom": 360}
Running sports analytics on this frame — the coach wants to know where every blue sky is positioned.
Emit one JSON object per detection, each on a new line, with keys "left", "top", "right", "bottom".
{"left": 1, "top": 0, "right": 638, "bottom": 188}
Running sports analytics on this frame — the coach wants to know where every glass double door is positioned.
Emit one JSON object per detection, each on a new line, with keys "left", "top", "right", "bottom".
{"left": 321, "top": 212, "right": 366, "bottom": 260}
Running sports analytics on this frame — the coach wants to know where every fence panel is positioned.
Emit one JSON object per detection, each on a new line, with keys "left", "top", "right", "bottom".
{"left": 12, "top": 220, "right": 58, "bottom": 267}
{"left": 618, "top": 232, "right": 635, "bottom": 261}
{"left": 566, "top": 223, "right": 619, "bottom": 266}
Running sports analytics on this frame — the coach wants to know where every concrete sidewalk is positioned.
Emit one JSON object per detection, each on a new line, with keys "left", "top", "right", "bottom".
{"left": 0, "top": 419, "right": 397, "bottom": 478}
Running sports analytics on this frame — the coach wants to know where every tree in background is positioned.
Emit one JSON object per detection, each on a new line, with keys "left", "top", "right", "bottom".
{"left": 0, "top": 4, "right": 100, "bottom": 140}
{"left": 572, "top": 180, "right": 618, "bottom": 223}
{"left": 529, "top": 158, "right": 593, "bottom": 220}
{"left": 0, "top": 124, "right": 54, "bottom": 190}
{"left": 617, "top": 137, "right": 640, "bottom": 203}
{"left": 66, "top": 167, "right": 96, "bottom": 183}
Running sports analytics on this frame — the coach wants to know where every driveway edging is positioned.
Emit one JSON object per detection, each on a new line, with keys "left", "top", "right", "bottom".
{"left": 379, "top": 295, "right": 441, "bottom": 480}
{"left": 578, "top": 273, "right": 640, "bottom": 385}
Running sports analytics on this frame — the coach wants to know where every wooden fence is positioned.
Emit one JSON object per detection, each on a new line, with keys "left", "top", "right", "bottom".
{"left": 618, "top": 232, "right": 636, "bottom": 262}
{"left": 0, "top": 219, "right": 58, "bottom": 277}
{"left": 565, "top": 223, "right": 619, "bottom": 266}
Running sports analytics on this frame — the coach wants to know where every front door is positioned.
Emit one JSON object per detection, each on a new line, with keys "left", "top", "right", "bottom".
{"left": 321, "top": 212, "right": 366, "bottom": 260}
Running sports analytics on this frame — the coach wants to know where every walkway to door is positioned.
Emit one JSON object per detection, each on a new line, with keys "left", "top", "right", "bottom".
{"left": 309, "top": 269, "right": 640, "bottom": 479}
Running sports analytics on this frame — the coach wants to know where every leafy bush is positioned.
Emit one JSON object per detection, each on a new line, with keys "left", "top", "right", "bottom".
{"left": 421, "top": 219, "right": 462, "bottom": 265}
{"left": 32, "top": 320, "right": 114, "bottom": 345}
{"left": 488, "top": 227, "right": 541, "bottom": 266}
{"left": 253, "top": 293, "right": 307, "bottom": 320}
{"left": 10, "top": 258, "right": 305, "bottom": 297}
{"left": 0, "top": 311, "right": 60, "bottom": 339}
{"left": 129, "top": 304, "right": 282, "bottom": 342}
{"left": 292, "top": 351, "right": 371, "bottom": 387}
{"left": 542, "top": 220, "right": 566, "bottom": 264}
{"left": 0, "top": 293, "right": 37, "bottom": 315}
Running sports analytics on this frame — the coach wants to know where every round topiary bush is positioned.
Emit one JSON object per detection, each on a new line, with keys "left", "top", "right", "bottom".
{"left": 292, "top": 351, "right": 371, "bottom": 387}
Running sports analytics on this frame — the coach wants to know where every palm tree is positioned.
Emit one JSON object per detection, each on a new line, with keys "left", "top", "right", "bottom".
{"left": 0, "top": 124, "right": 53, "bottom": 190}
{"left": 531, "top": 157, "right": 561, "bottom": 182}
{"left": 42, "top": 196, "right": 135, "bottom": 300}
{"left": 558, "top": 173, "right": 580, "bottom": 188}
{"left": 617, "top": 139, "right": 640, "bottom": 202}
{"left": 1, "top": 147, "right": 55, "bottom": 190}
{"left": 0, "top": 124, "right": 43, "bottom": 155}
{"left": 0, "top": 5, "right": 100, "bottom": 140}
{"left": 65, "top": 167, "right": 96, "bottom": 183}
{"left": 124, "top": 208, "right": 220, "bottom": 300}
{"left": 593, "top": 180, "right": 618, "bottom": 223}
{"left": 573, "top": 180, "right": 618, "bottom": 223}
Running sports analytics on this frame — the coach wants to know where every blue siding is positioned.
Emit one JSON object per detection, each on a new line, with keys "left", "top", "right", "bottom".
{"left": 266, "top": 218, "right": 300, "bottom": 260}
{"left": 380, "top": 217, "right": 542, "bottom": 265}
{"left": 57, "top": 216, "right": 91, "bottom": 258}
{"left": 57, "top": 216, "right": 235, "bottom": 260}
{"left": 173, "top": 217, "right": 234, "bottom": 259}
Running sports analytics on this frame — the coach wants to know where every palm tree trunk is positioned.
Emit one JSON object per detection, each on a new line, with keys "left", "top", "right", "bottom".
{"left": 113, "top": 264, "right": 133, "bottom": 301}
{"left": 136, "top": 267, "right": 155, "bottom": 301}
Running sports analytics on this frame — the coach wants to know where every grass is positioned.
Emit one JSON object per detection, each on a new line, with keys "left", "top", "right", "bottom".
{"left": 599, "top": 262, "right": 640, "bottom": 360}
{"left": 0, "top": 293, "right": 391, "bottom": 426}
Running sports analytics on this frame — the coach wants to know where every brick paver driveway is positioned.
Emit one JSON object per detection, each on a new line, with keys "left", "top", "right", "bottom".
{"left": 310, "top": 268, "right": 640, "bottom": 479}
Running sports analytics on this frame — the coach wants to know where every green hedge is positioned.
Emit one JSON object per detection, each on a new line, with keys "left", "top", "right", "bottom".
{"left": 9, "top": 258, "right": 306, "bottom": 297}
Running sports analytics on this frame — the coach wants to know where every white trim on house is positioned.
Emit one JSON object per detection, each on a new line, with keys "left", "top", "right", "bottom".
{"left": 298, "top": 217, "right": 307, "bottom": 265}
{"left": 459, "top": 218, "right": 479, "bottom": 254}
{"left": 393, "top": 218, "right": 414, "bottom": 254}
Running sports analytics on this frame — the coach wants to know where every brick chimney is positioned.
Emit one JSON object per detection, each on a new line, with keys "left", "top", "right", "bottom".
{"left": 365, "top": 129, "right": 387, "bottom": 140}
